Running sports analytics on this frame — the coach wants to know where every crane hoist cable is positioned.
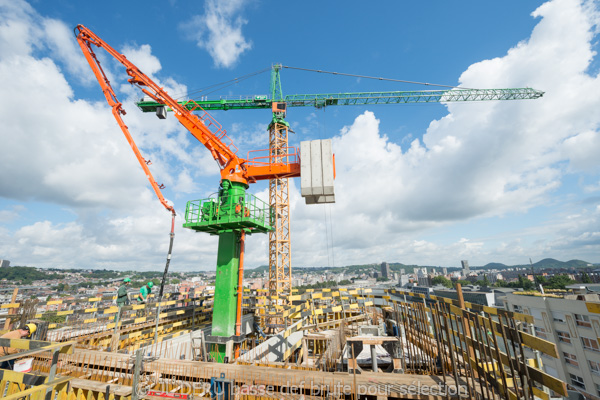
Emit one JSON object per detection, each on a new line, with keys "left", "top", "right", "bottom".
{"left": 281, "top": 65, "right": 473, "bottom": 90}
{"left": 173, "top": 67, "right": 271, "bottom": 101}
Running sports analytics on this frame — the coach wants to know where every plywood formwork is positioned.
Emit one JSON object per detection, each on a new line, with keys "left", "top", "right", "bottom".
{"left": 2, "top": 286, "right": 570, "bottom": 400}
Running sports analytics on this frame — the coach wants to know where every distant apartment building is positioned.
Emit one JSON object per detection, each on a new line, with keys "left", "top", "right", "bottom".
{"left": 0, "top": 259, "right": 9, "bottom": 268}
{"left": 398, "top": 274, "right": 410, "bottom": 288}
{"left": 291, "top": 278, "right": 303, "bottom": 288}
{"left": 416, "top": 268, "right": 431, "bottom": 287}
{"left": 504, "top": 290, "right": 600, "bottom": 399}
{"left": 433, "top": 286, "right": 511, "bottom": 307}
{"left": 477, "top": 271, "right": 502, "bottom": 285}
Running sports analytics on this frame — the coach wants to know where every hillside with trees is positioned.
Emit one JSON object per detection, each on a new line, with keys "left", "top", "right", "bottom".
{"left": 0, "top": 266, "right": 64, "bottom": 284}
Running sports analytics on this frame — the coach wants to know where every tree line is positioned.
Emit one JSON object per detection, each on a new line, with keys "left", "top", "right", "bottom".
{"left": 431, "top": 274, "right": 576, "bottom": 290}
{"left": 0, "top": 266, "right": 65, "bottom": 284}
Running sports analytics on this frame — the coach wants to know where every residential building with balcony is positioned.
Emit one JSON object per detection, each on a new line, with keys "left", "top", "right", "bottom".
{"left": 503, "top": 288, "right": 600, "bottom": 399}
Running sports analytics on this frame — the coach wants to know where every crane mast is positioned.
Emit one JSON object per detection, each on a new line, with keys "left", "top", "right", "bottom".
{"left": 268, "top": 65, "right": 292, "bottom": 301}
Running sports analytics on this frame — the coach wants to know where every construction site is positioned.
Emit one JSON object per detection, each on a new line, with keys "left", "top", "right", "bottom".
{"left": 0, "top": 24, "right": 575, "bottom": 400}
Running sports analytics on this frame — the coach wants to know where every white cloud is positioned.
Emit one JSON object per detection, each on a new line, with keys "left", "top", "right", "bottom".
{"left": 173, "top": 169, "right": 198, "bottom": 194}
{"left": 0, "top": 51, "right": 152, "bottom": 209}
{"left": 0, "top": 0, "right": 38, "bottom": 59}
{"left": 0, "top": 1, "right": 225, "bottom": 270}
{"left": 229, "top": 121, "right": 269, "bottom": 152}
{"left": 584, "top": 181, "right": 600, "bottom": 193}
{"left": 121, "top": 44, "right": 162, "bottom": 77}
{"left": 44, "top": 19, "right": 93, "bottom": 84}
{"left": 0, "top": 210, "right": 221, "bottom": 270}
{"left": 1, "top": 0, "right": 600, "bottom": 271}
{"left": 562, "top": 130, "right": 600, "bottom": 172}
{"left": 0, "top": 205, "right": 25, "bottom": 223}
{"left": 289, "top": 0, "right": 600, "bottom": 267}
{"left": 180, "top": 0, "right": 252, "bottom": 68}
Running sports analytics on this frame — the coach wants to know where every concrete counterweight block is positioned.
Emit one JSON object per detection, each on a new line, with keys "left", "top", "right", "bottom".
{"left": 300, "top": 139, "right": 335, "bottom": 204}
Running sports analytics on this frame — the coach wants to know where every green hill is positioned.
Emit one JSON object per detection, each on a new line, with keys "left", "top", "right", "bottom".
{"left": 481, "top": 262, "right": 508, "bottom": 269}
{"left": 532, "top": 258, "right": 591, "bottom": 269}
{"left": 0, "top": 266, "right": 65, "bottom": 284}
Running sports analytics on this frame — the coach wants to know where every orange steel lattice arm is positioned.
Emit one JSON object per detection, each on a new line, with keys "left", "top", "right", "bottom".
{"left": 75, "top": 25, "right": 299, "bottom": 187}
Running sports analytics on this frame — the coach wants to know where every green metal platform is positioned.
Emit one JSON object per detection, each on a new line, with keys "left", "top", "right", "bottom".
{"left": 183, "top": 190, "right": 273, "bottom": 235}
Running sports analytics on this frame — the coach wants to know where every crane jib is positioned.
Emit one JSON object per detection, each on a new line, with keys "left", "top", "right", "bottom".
{"left": 135, "top": 88, "right": 544, "bottom": 113}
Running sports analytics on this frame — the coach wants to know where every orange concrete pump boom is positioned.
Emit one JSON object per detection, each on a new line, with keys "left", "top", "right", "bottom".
{"left": 75, "top": 25, "right": 299, "bottom": 193}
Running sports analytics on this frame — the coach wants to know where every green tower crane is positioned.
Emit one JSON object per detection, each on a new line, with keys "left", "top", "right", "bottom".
{"left": 137, "top": 64, "right": 544, "bottom": 304}
{"left": 137, "top": 65, "right": 544, "bottom": 113}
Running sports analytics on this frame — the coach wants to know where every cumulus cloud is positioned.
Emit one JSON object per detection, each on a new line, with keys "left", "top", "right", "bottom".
{"left": 1, "top": 0, "right": 600, "bottom": 271}
{"left": 0, "top": 43, "right": 182, "bottom": 212}
{"left": 44, "top": 19, "right": 93, "bottom": 84}
{"left": 289, "top": 0, "right": 600, "bottom": 267}
{"left": 0, "top": 0, "right": 38, "bottom": 59}
{"left": 0, "top": 205, "right": 25, "bottom": 223}
{"left": 562, "top": 130, "right": 600, "bottom": 172}
{"left": 180, "top": 0, "right": 252, "bottom": 68}
{"left": 0, "top": 1, "right": 225, "bottom": 269}
{"left": 0, "top": 211, "right": 221, "bottom": 270}
{"left": 121, "top": 44, "right": 162, "bottom": 76}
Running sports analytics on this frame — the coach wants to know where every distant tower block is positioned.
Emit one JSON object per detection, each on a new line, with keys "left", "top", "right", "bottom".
{"left": 461, "top": 260, "right": 470, "bottom": 275}
{"left": 300, "top": 139, "right": 335, "bottom": 204}
{"left": 381, "top": 262, "right": 391, "bottom": 279}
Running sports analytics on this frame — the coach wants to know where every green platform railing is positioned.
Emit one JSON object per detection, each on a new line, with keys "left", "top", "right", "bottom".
{"left": 184, "top": 192, "right": 273, "bottom": 235}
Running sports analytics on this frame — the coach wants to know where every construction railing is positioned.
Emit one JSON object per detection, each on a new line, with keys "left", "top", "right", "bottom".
{"left": 1, "top": 284, "right": 570, "bottom": 400}
{"left": 0, "top": 338, "right": 74, "bottom": 400}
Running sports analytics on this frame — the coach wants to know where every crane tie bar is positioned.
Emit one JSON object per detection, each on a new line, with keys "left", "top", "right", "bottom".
{"left": 282, "top": 65, "right": 473, "bottom": 90}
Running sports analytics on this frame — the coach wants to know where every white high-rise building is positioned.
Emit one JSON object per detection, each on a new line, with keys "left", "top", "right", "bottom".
{"left": 461, "top": 260, "right": 470, "bottom": 276}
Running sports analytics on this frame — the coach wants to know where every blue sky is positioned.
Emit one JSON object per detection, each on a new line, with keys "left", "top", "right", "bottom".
{"left": 0, "top": 0, "right": 599, "bottom": 271}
